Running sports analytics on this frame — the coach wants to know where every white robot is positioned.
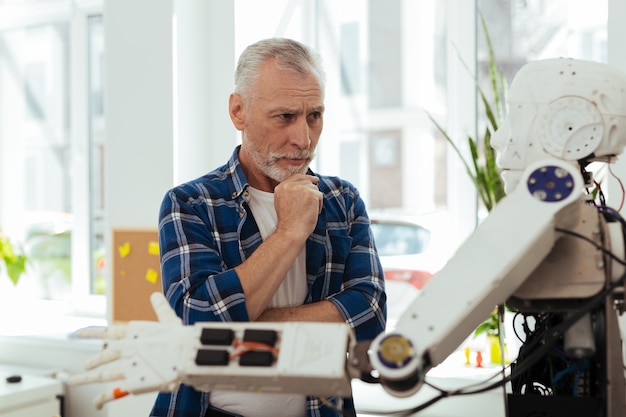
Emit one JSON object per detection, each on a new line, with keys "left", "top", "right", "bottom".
{"left": 70, "top": 58, "right": 626, "bottom": 417}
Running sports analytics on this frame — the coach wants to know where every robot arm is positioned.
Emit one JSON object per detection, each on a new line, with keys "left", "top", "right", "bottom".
{"left": 367, "top": 57, "right": 626, "bottom": 405}
{"left": 366, "top": 158, "right": 584, "bottom": 396}
{"left": 69, "top": 293, "right": 357, "bottom": 409}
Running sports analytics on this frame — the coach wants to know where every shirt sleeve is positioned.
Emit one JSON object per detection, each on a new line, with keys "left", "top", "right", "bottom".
{"left": 158, "top": 186, "right": 251, "bottom": 324}
{"left": 316, "top": 178, "right": 387, "bottom": 342}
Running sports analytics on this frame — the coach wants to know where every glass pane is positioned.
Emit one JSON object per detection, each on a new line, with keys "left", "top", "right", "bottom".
{"left": 0, "top": 21, "right": 72, "bottom": 300}
{"left": 0, "top": 9, "right": 106, "bottom": 304}
{"left": 476, "top": 1, "right": 608, "bottom": 142}
{"left": 370, "top": 222, "right": 430, "bottom": 256}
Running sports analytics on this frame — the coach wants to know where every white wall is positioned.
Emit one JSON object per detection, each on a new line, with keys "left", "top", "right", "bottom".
{"left": 607, "top": 0, "right": 626, "bottom": 205}
{"left": 174, "top": 0, "right": 237, "bottom": 184}
{"left": 445, "top": 0, "right": 478, "bottom": 238}
{"left": 607, "top": 0, "right": 626, "bottom": 371}
{"left": 104, "top": 0, "right": 174, "bottom": 230}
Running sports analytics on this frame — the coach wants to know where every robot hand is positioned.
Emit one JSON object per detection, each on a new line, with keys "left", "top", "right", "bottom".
{"left": 70, "top": 292, "right": 356, "bottom": 409}
{"left": 68, "top": 292, "right": 192, "bottom": 409}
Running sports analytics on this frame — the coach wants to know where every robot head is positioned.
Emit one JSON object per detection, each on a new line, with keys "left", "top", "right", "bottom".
{"left": 491, "top": 58, "right": 626, "bottom": 193}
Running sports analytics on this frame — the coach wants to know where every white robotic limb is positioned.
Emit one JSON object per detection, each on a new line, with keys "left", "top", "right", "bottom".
{"left": 70, "top": 58, "right": 626, "bottom": 415}
{"left": 69, "top": 293, "right": 357, "bottom": 410}
{"left": 68, "top": 292, "right": 193, "bottom": 409}
{"left": 367, "top": 158, "right": 585, "bottom": 396}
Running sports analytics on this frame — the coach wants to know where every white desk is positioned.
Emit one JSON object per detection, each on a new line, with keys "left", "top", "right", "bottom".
{"left": 0, "top": 366, "right": 63, "bottom": 417}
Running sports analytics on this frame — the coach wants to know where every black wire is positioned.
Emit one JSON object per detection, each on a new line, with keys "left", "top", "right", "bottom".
{"left": 456, "top": 222, "right": 626, "bottom": 395}
{"left": 456, "top": 268, "right": 626, "bottom": 397}
{"left": 555, "top": 227, "right": 626, "bottom": 267}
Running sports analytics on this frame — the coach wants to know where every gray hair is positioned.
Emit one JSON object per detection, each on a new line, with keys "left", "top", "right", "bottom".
{"left": 234, "top": 38, "right": 326, "bottom": 100}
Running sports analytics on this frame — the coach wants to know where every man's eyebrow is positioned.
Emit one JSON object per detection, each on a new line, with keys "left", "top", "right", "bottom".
{"left": 270, "top": 105, "right": 325, "bottom": 114}
{"left": 272, "top": 106, "right": 298, "bottom": 114}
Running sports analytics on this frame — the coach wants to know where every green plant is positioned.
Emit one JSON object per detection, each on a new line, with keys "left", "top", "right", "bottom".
{"left": 427, "top": 14, "right": 508, "bottom": 337}
{"left": 428, "top": 13, "right": 507, "bottom": 212}
{"left": 0, "top": 229, "right": 27, "bottom": 285}
{"left": 474, "top": 307, "right": 501, "bottom": 337}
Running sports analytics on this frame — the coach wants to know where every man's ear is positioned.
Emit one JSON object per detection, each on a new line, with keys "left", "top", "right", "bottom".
{"left": 229, "top": 93, "right": 245, "bottom": 130}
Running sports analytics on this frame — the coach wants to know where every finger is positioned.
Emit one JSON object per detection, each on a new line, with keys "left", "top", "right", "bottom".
{"left": 316, "top": 189, "right": 323, "bottom": 213}
{"left": 150, "top": 292, "right": 181, "bottom": 325}
{"left": 284, "top": 173, "right": 319, "bottom": 186}
{"left": 84, "top": 348, "right": 122, "bottom": 370}
{"left": 68, "top": 369, "right": 125, "bottom": 386}
{"left": 73, "top": 325, "right": 127, "bottom": 340}
{"left": 307, "top": 179, "right": 323, "bottom": 213}
{"left": 302, "top": 184, "right": 323, "bottom": 214}
{"left": 94, "top": 387, "right": 130, "bottom": 410}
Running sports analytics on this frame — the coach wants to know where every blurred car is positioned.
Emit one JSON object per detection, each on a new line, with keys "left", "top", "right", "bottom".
{"left": 371, "top": 214, "right": 434, "bottom": 289}
{"left": 354, "top": 212, "right": 469, "bottom": 417}
{"left": 370, "top": 211, "right": 457, "bottom": 329}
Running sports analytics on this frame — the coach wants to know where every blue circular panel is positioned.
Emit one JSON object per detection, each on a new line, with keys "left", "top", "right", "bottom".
{"left": 526, "top": 165, "right": 576, "bottom": 202}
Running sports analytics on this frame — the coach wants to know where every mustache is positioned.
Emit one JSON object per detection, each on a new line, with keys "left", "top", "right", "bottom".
{"left": 270, "top": 150, "right": 315, "bottom": 161}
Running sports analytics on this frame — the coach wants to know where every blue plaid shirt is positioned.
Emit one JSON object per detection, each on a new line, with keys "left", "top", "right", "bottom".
{"left": 150, "top": 146, "right": 386, "bottom": 417}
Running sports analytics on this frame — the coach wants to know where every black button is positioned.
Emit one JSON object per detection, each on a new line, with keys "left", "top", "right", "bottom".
{"left": 200, "top": 328, "right": 235, "bottom": 346}
{"left": 239, "top": 351, "right": 274, "bottom": 367}
{"left": 243, "top": 329, "right": 278, "bottom": 347}
{"left": 6, "top": 375, "right": 22, "bottom": 383}
{"left": 196, "top": 349, "right": 230, "bottom": 366}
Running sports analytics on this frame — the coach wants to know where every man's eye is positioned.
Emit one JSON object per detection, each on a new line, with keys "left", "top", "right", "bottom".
{"left": 309, "top": 112, "right": 322, "bottom": 121}
{"left": 279, "top": 114, "right": 294, "bottom": 120}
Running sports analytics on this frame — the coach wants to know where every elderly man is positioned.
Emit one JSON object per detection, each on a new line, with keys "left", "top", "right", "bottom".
{"left": 151, "top": 37, "right": 386, "bottom": 417}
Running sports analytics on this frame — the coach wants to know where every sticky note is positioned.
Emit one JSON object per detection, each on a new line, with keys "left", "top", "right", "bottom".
{"left": 146, "top": 268, "right": 159, "bottom": 284}
{"left": 118, "top": 242, "right": 131, "bottom": 258}
{"left": 148, "top": 241, "right": 159, "bottom": 255}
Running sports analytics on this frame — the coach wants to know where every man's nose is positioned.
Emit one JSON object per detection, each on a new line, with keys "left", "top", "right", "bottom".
{"left": 290, "top": 118, "right": 311, "bottom": 148}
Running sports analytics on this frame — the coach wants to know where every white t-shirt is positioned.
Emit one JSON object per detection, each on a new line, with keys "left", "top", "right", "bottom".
{"left": 209, "top": 186, "right": 308, "bottom": 417}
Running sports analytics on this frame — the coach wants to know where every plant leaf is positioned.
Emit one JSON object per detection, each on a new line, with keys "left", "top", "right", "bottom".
{"left": 0, "top": 230, "right": 27, "bottom": 285}
{"left": 425, "top": 111, "right": 478, "bottom": 182}
{"left": 481, "top": 12, "right": 503, "bottom": 123}
{"left": 6, "top": 255, "right": 26, "bottom": 285}
{"left": 480, "top": 90, "right": 499, "bottom": 133}
{"left": 484, "top": 130, "right": 506, "bottom": 203}
{"left": 468, "top": 136, "right": 494, "bottom": 211}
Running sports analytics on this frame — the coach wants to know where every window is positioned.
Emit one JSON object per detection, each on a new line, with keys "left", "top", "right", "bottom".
{"left": 0, "top": 1, "right": 105, "bottom": 323}
{"left": 477, "top": 0, "right": 607, "bottom": 108}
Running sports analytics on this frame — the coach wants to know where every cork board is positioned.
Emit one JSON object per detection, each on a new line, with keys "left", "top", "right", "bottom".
{"left": 111, "top": 228, "right": 162, "bottom": 322}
